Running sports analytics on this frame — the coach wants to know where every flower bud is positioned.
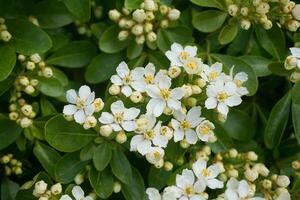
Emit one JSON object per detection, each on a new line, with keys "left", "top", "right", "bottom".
{"left": 132, "top": 9, "right": 146, "bottom": 23}
{"left": 39, "top": 197, "right": 48, "bottom": 200}
{"left": 262, "top": 20, "right": 272, "bottom": 30}
{"left": 113, "top": 181, "right": 122, "bottom": 193}
{"left": 283, "top": 2, "right": 295, "bottom": 13}
{"left": 168, "top": 66, "right": 181, "bottom": 78}
{"left": 146, "top": 31, "right": 157, "bottom": 42}
{"left": 83, "top": 116, "right": 97, "bottom": 129}
{"left": 124, "top": 20, "right": 135, "bottom": 29}
{"left": 30, "top": 53, "right": 41, "bottom": 63}
{"left": 118, "top": 30, "right": 129, "bottom": 41}
{"left": 292, "top": 160, "right": 300, "bottom": 170}
{"left": 262, "top": 179, "right": 272, "bottom": 189}
{"left": 253, "top": 0, "right": 261, "bottom": 6}
{"left": 145, "top": 11, "right": 155, "bottom": 21}
{"left": 21, "top": 104, "right": 33, "bottom": 116}
{"left": 163, "top": 161, "right": 173, "bottom": 171}
{"left": 0, "top": 30, "right": 12, "bottom": 42}
{"left": 240, "top": 7, "right": 249, "bottom": 16}
{"left": 180, "top": 139, "right": 190, "bottom": 148}
{"left": 19, "top": 76, "right": 30, "bottom": 86}
{"left": 122, "top": 8, "right": 130, "bottom": 16}
{"left": 14, "top": 166, "right": 22, "bottom": 175}
{"left": 228, "top": 4, "right": 239, "bottom": 16}
{"left": 9, "top": 112, "right": 19, "bottom": 120}
{"left": 130, "top": 91, "right": 143, "bottom": 103}
{"left": 51, "top": 183, "right": 62, "bottom": 195}
{"left": 256, "top": 2, "right": 270, "bottom": 15}
{"left": 30, "top": 79, "right": 39, "bottom": 86}
{"left": 135, "top": 35, "right": 145, "bottom": 44}
{"left": 0, "top": 17, "right": 4, "bottom": 24}
{"left": 167, "top": 9, "right": 180, "bottom": 21}
{"left": 1, "top": 155, "right": 10, "bottom": 164}
{"left": 109, "top": 84, "right": 120, "bottom": 95}
{"left": 228, "top": 169, "right": 239, "bottom": 178}
{"left": 276, "top": 175, "right": 290, "bottom": 187}
{"left": 160, "top": 19, "right": 169, "bottom": 28}
{"left": 18, "top": 54, "right": 26, "bottom": 62}
{"left": 43, "top": 67, "right": 53, "bottom": 78}
{"left": 290, "top": 71, "right": 300, "bottom": 82}
{"left": 131, "top": 24, "right": 144, "bottom": 36}
{"left": 246, "top": 151, "right": 258, "bottom": 161}
{"left": 93, "top": 98, "right": 104, "bottom": 112}
{"left": 254, "top": 163, "right": 270, "bottom": 177}
{"left": 74, "top": 174, "right": 84, "bottom": 185}
{"left": 34, "top": 180, "right": 48, "bottom": 195}
{"left": 100, "top": 125, "right": 113, "bottom": 137}
{"left": 160, "top": 5, "right": 169, "bottom": 15}
{"left": 118, "top": 18, "right": 127, "bottom": 28}
{"left": 229, "top": 149, "right": 238, "bottom": 158}
{"left": 109, "top": 9, "right": 121, "bottom": 22}
{"left": 245, "top": 168, "right": 259, "bottom": 182}
{"left": 292, "top": 4, "right": 300, "bottom": 20}
{"left": 286, "top": 19, "right": 300, "bottom": 32}
{"left": 26, "top": 61, "right": 36, "bottom": 70}
{"left": 182, "top": 85, "right": 193, "bottom": 98}
{"left": 20, "top": 117, "right": 32, "bottom": 128}
{"left": 186, "top": 97, "right": 197, "bottom": 107}
{"left": 285, "top": 55, "right": 298, "bottom": 70}
{"left": 144, "top": 0, "right": 156, "bottom": 11}
{"left": 116, "top": 131, "right": 127, "bottom": 144}
{"left": 240, "top": 19, "right": 251, "bottom": 30}
{"left": 144, "top": 22, "right": 153, "bottom": 33}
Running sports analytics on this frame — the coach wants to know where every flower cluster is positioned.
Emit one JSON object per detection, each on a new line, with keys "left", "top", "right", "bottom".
{"left": 227, "top": 0, "right": 300, "bottom": 31}
{"left": 0, "top": 153, "right": 22, "bottom": 175}
{"left": 0, "top": 17, "right": 12, "bottom": 42}
{"left": 146, "top": 147, "right": 292, "bottom": 200}
{"left": 33, "top": 181, "right": 62, "bottom": 200}
{"left": 63, "top": 85, "right": 104, "bottom": 129}
{"left": 284, "top": 47, "right": 300, "bottom": 82}
{"left": 108, "top": 0, "right": 180, "bottom": 44}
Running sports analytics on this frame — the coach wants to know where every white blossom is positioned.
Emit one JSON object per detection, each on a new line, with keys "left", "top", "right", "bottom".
{"left": 63, "top": 85, "right": 95, "bottom": 124}
{"left": 171, "top": 107, "right": 204, "bottom": 144}
{"left": 225, "top": 178, "right": 250, "bottom": 200}
{"left": 201, "top": 62, "right": 223, "bottom": 82}
{"left": 60, "top": 186, "right": 93, "bottom": 200}
{"left": 99, "top": 100, "right": 140, "bottom": 132}
{"left": 196, "top": 120, "right": 216, "bottom": 142}
{"left": 145, "top": 147, "right": 165, "bottom": 166}
{"left": 290, "top": 47, "right": 300, "bottom": 68}
{"left": 165, "top": 43, "right": 197, "bottom": 67}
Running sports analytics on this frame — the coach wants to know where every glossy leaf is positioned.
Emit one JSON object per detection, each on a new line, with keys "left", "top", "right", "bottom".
{"left": 63, "top": 0, "right": 91, "bottom": 22}
{"left": 93, "top": 142, "right": 112, "bottom": 171}
{"left": 89, "top": 167, "right": 114, "bottom": 199}
{"left": 0, "top": 115, "right": 22, "bottom": 150}
{"left": 110, "top": 147, "right": 132, "bottom": 184}
{"left": 192, "top": 10, "right": 227, "bottom": 33}
{"left": 0, "top": 44, "right": 16, "bottom": 81}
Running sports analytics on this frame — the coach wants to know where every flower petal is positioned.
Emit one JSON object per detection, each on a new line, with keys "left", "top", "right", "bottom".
{"left": 78, "top": 85, "right": 91, "bottom": 100}
{"left": 99, "top": 112, "right": 114, "bottom": 124}
{"left": 111, "top": 100, "right": 125, "bottom": 114}
{"left": 185, "top": 129, "right": 198, "bottom": 144}
{"left": 130, "top": 135, "right": 144, "bottom": 151}
{"left": 66, "top": 89, "right": 77, "bottom": 104}
{"left": 111, "top": 75, "right": 123, "bottom": 85}
{"left": 153, "top": 100, "right": 166, "bottom": 117}
{"left": 124, "top": 108, "right": 140, "bottom": 120}
{"left": 171, "top": 88, "right": 184, "bottom": 100}
{"left": 116, "top": 62, "right": 130, "bottom": 78}
{"left": 63, "top": 105, "right": 77, "bottom": 115}
{"left": 207, "top": 179, "right": 224, "bottom": 189}
{"left": 146, "top": 85, "right": 161, "bottom": 98}
{"left": 84, "top": 104, "right": 94, "bottom": 116}
{"left": 121, "top": 85, "right": 132, "bottom": 97}
{"left": 72, "top": 186, "right": 84, "bottom": 200}
{"left": 74, "top": 110, "right": 86, "bottom": 124}
{"left": 174, "top": 129, "right": 184, "bottom": 142}
{"left": 122, "top": 120, "right": 136, "bottom": 131}
{"left": 205, "top": 97, "right": 217, "bottom": 109}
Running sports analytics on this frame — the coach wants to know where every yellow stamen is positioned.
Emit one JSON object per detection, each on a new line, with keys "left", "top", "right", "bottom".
{"left": 76, "top": 98, "right": 85, "bottom": 109}
{"left": 180, "top": 120, "right": 191, "bottom": 130}
{"left": 144, "top": 74, "right": 154, "bottom": 84}
{"left": 114, "top": 112, "right": 124, "bottom": 123}
{"left": 160, "top": 89, "right": 171, "bottom": 100}
{"left": 217, "top": 91, "right": 228, "bottom": 102}
{"left": 179, "top": 51, "right": 189, "bottom": 60}
{"left": 201, "top": 168, "right": 211, "bottom": 177}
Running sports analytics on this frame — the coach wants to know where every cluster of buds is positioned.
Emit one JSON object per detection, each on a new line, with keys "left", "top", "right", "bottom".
{"left": 108, "top": 0, "right": 180, "bottom": 44}
{"left": 33, "top": 181, "right": 62, "bottom": 200}
{"left": 284, "top": 47, "right": 300, "bottom": 82}
{"left": 227, "top": 0, "right": 300, "bottom": 31}
{"left": 0, "top": 154, "right": 22, "bottom": 175}
{"left": 9, "top": 99, "right": 36, "bottom": 128}
{"left": 0, "top": 17, "right": 12, "bottom": 42}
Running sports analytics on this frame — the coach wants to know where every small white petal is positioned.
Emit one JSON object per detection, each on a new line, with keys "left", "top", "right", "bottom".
{"left": 217, "top": 103, "right": 229, "bottom": 115}
{"left": 122, "top": 120, "right": 136, "bottom": 131}
{"left": 66, "top": 89, "right": 77, "bottom": 104}
{"left": 130, "top": 135, "right": 144, "bottom": 151}
{"left": 121, "top": 85, "right": 132, "bottom": 97}
{"left": 185, "top": 129, "right": 198, "bottom": 144}
{"left": 63, "top": 105, "right": 77, "bottom": 115}
{"left": 72, "top": 186, "right": 85, "bottom": 200}
{"left": 146, "top": 85, "right": 161, "bottom": 98}
{"left": 99, "top": 112, "right": 114, "bottom": 124}
{"left": 74, "top": 110, "right": 86, "bottom": 124}
{"left": 116, "top": 62, "right": 130, "bottom": 78}
{"left": 226, "top": 95, "right": 242, "bottom": 107}
{"left": 192, "top": 160, "right": 207, "bottom": 178}
{"left": 158, "top": 76, "right": 171, "bottom": 89}
{"left": 124, "top": 108, "right": 140, "bottom": 120}
{"left": 111, "top": 75, "right": 123, "bottom": 85}
{"left": 60, "top": 195, "right": 72, "bottom": 200}
{"left": 238, "top": 180, "right": 249, "bottom": 198}
{"left": 153, "top": 101, "right": 166, "bottom": 117}
{"left": 146, "top": 188, "right": 161, "bottom": 200}
{"left": 174, "top": 129, "right": 184, "bottom": 142}
{"left": 84, "top": 104, "right": 94, "bottom": 116}
{"left": 78, "top": 85, "right": 91, "bottom": 100}
{"left": 184, "top": 46, "right": 197, "bottom": 57}
{"left": 111, "top": 100, "right": 125, "bottom": 114}
{"left": 137, "top": 140, "right": 152, "bottom": 155}
{"left": 290, "top": 47, "right": 300, "bottom": 58}
{"left": 171, "top": 88, "right": 184, "bottom": 100}
{"left": 205, "top": 97, "right": 217, "bottom": 109}
{"left": 167, "top": 99, "right": 181, "bottom": 111}
{"left": 110, "top": 123, "right": 122, "bottom": 131}
{"left": 207, "top": 179, "right": 224, "bottom": 189}
{"left": 171, "top": 43, "right": 183, "bottom": 53}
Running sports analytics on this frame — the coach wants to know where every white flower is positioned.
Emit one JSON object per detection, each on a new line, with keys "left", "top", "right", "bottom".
{"left": 275, "top": 191, "right": 291, "bottom": 200}
{"left": 146, "top": 74, "right": 184, "bottom": 117}
{"left": 165, "top": 43, "right": 197, "bottom": 67}
{"left": 168, "top": 169, "right": 206, "bottom": 200}
{"left": 60, "top": 186, "right": 93, "bottom": 200}
{"left": 205, "top": 79, "right": 242, "bottom": 116}
{"left": 201, "top": 62, "right": 223, "bottom": 82}
{"left": 290, "top": 47, "right": 300, "bottom": 68}
{"left": 192, "top": 159, "right": 224, "bottom": 189}
{"left": 146, "top": 187, "right": 177, "bottom": 200}
{"left": 145, "top": 147, "right": 165, "bottom": 166}
{"left": 225, "top": 178, "right": 249, "bottom": 200}
{"left": 130, "top": 115, "right": 168, "bottom": 155}
{"left": 183, "top": 57, "right": 204, "bottom": 75}
{"left": 99, "top": 100, "right": 140, "bottom": 132}
{"left": 196, "top": 120, "right": 215, "bottom": 142}
{"left": 132, "top": 63, "right": 156, "bottom": 92}
{"left": 171, "top": 107, "right": 203, "bottom": 144}
{"left": 63, "top": 85, "right": 95, "bottom": 124}
{"left": 110, "top": 62, "right": 144, "bottom": 97}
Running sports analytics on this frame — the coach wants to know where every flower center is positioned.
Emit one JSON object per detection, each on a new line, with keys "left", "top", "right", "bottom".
{"left": 160, "top": 126, "right": 168, "bottom": 136}
{"left": 179, "top": 51, "right": 189, "bottom": 60}
{"left": 144, "top": 130, "right": 155, "bottom": 140}
{"left": 76, "top": 98, "right": 85, "bottom": 109}
{"left": 180, "top": 120, "right": 191, "bottom": 130}
{"left": 184, "top": 185, "right": 194, "bottom": 196}
{"left": 186, "top": 61, "right": 197, "bottom": 70}
{"left": 201, "top": 168, "right": 211, "bottom": 177}
{"left": 114, "top": 112, "right": 124, "bottom": 123}
{"left": 217, "top": 91, "right": 228, "bottom": 102}
{"left": 144, "top": 74, "right": 154, "bottom": 84}
{"left": 160, "top": 89, "right": 171, "bottom": 100}
{"left": 123, "top": 74, "right": 132, "bottom": 84}
{"left": 235, "top": 79, "right": 242, "bottom": 87}
{"left": 209, "top": 71, "right": 219, "bottom": 81}
{"left": 153, "top": 151, "right": 161, "bottom": 160}
{"left": 200, "top": 125, "right": 210, "bottom": 135}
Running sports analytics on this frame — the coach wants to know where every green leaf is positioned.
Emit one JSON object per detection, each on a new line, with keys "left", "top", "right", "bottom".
{"left": 125, "top": 0, "right": 143, "bottom": 9}
{"left": 190, "top": 0, "right": 226, "bottom": 10}
{"left": 0, "top": 44, "right": 16, "bottom": 81}
{"left": 46, "top": 41, "right": 97, "bottom": 68}
{"left": 1, "top": 178, "right": 19, "bottom": 200}
{"left": 264, "top": 92, "right": 291, "bottom": 149}
{"left": 110, "top": 147, "right": 132, "bottom": 184}
{"left": 157, "top": 27, "right": 194, "bottom": 52}
{"left": 218, "top": 22, "right": 238, "bottom": 45}
{"left": 36, "top": 76, "right": 64, "bottom": 97}
{"left": 89, "top": 167, "right": 114, "bottom": 199}
{"left": 99, "top": 25, "right": 130, "bottom": 53}
{"left": 147, "top": 51, "right": 170, "bottom": 70}
{"left": 45, "top": 115, "right": 97, "bottom": 152}
{"left": 85, "top": 53, "right": 123, "bottom": 84}
{"left": 127, "top": 42, "right": 143, "bottom": 60}
{"left": 122, "top": 167, "right": 145, "bottom": 200}
{"left": 63, "top": 0, "right": 91, "bottom": 22}
{"left": 148, "top": 167, "right": 172, "bottom": 190}
{"left": 55, "top": 152, "right": 88, "bottom": 184}
{"left": 31, "top": 0, "right": 73, "bottom": 28}
{"left": 0, "top": 75, "right": 14, "bottom": 96}
{"left": 268, "top": 62, "right": 291, "bottom": 76}
{"left": 93, "top": 142, "right": 112, "bottom": 171}
{"left": 33, "top": 142, "right": 61, "bottom": 179}
{"left": 192, "top": 10, "right": 227, "bottom": 33}
{"left": 292, "top": 83, "right": 300, "bottom": 146}
{"left": 6, "top": 18, "right": 52, "bottom": 55}
{"left": 240, "top": 55, "right": 272, "bottom": 77}
{"left": 211, "top": 54, "right": 258, "bottom": 96}
{"left": 219, "top": 108, "right": 255, "bottom": 141}
{"left": 255, "top": 24, "right": 286, "bottom": 61}
{"left": 0, "top": 115, "right": 22, "bottom": 150}
{"left": 40, "top": 97, "right": 57, "bottom": 116}
{"left": 80, "top": 142, "right": 96, "bottom": 161}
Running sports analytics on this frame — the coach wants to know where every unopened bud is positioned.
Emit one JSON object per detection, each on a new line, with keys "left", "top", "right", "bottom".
{"left": 167, "top": 9, "right": 180, "bottom": 21}
{"left": 240, "top": 7, "right": 249, "bottom": 16}
{"left": 20, "top": 117, "right": 32, "bottom": 128}
{"left": 228, "top": 4, "right": 239, "bottom": 16}
{"left": 30, "top": 53, "right": 41, "bottom": 63}
{"left": 163, "top": 161, "right": 173, "bottom": 171}
{"left": 245, "top": 168, "right": 259, "bottom": 182}
{"left": 43, "top": 67, "right": 53, "bottom": 78}
{"left": 262, "top": 179, "right": 272, "bottom": 189}
{"left": 168, "top": 66, "right": 181, "bottom": 78}
{"left": 93, "top": 98, "right": 104, "bottom": 112}
{"left": 131, "top": 24, "right": 144, "bottom": 36}
{"left": 240, "top": 19, "right": 251, "bottom": 30}
{"left": 286, "top": 19, "right": 300, "bottom": 32}
{"left": 100, "top": 125, "right": 113, "bottom": 137}
{"left": 132, "top": 9, "right": 146, "bottom": 23}
{"left": 109, "top": 9, "right": 121, "bottom": 22}
{"left": 74, "top": 174, "right": 84, "bottom": 185}
{"left": 285, "top": 55, "right": 298, "bottom": 70}
{"left": 116, "top": 131, "right": 127, "bottom": 143}
{"left": 109, "top": 84, "right": 120, "bottom": 95}
{"left": 0, "top": 30, "right": 12, "bottom": 41}
{"left": 26, "top": 61, "right": 36, "bottom": 70}
{"left": 113, "top": 181, "right": 122, "bottom": 193}
{"left": 160, "top": 19, "right": 169, "bottom": 28}
{"left": 51, "top": 183, "right": 62, "bottom": 195}
{"left": 146, "top": 31, "right": 157, "bottom": 42}
{"left": 130, "top": 91, "right": 143, "bottom": 103}
{"left": 276, "top": 175, "right": 290, "bottom": 188}
{"left": 135, "top": 35, "right": 145, "bottom": 44}
{"left": 118, "top": 30, "right": 129, "bottom": 41}
{"left": 292, "top": 4, "right": 300, "bottom": 20}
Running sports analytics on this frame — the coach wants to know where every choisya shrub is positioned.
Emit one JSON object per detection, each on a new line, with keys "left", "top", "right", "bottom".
{"left": 0, "top": 0, "right": 300, "bottom": 200}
